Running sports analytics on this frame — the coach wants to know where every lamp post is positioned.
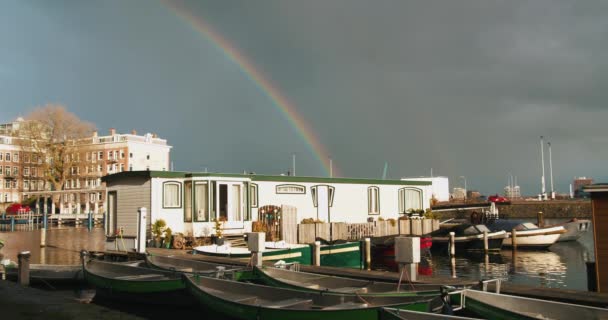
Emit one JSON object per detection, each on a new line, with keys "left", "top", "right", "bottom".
{"left": 460, "top": 176, "right": 467, "bottom": 202}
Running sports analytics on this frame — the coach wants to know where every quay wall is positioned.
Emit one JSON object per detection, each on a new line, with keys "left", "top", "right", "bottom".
{"left": 435, "top": 200, "right": 592, "bottom": 220}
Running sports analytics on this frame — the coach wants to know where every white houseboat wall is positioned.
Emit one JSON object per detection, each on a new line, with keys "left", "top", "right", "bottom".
{"left": 102, "top": 171, "right": 432, "bottom": 250}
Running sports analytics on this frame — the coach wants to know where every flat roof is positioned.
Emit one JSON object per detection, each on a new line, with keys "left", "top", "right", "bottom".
{"left": 102, "top": 171, "right": 431, "bottom": 186}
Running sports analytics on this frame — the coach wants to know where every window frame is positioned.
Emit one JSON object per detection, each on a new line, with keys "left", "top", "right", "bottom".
{"left": 398, "top": 187, "right": 423, "bottom": 213}
{"left": 368, "top": 186, "right": 380, "bottom": 215}
{"left": 250, "top": 183, "right": 259, "bottom": 208}
{"left": 276, "top": 184, "right": 306, "bottom": 194}
{"left": 162, "top": 181, "right": 182, "bottom": 208}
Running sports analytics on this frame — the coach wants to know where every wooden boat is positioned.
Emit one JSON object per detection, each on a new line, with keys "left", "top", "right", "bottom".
{"left": 145, "top": 254, "right": 251, "bottom": 280}
{"left": 448, "top": 289, "right": 608, "bottom": 319}
{"left": 254, "top": 266, "right": 443, "bottom": 297}
{"left": 554, "top": 218, "right": 591, "bottom": 242}
{"left": 380, "top": 307, "right": 477, "bottom": 320}
{"left": 194, "top": 240, "right": 362, "bottom": 268}
{"left": 430, "top": 224, "right": 507, "bottom": 252}
{"left": 185, "top": 274, "right": 444, "bottom": 320}
{"left": 487, "top": 221, "right": 565, "bottom": 248}
{"left": 4, "top": 264, "right": 83, "bottom": 283}
{"left": 83, "top": 258, "right": 189, "bottom": 305}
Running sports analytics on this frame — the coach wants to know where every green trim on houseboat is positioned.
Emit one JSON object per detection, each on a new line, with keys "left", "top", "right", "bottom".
{"left": 318, "top": 242, "right": 362, "bottom": 269}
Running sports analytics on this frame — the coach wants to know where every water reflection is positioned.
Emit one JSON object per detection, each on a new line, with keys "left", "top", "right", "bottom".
{"left": 0, "top": 227, "right": 105, "bottom": 264}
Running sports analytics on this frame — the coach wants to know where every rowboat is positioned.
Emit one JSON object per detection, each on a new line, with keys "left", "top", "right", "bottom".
{"left": 145, "top": 254, "right": 251, "bottom": 280}
{"left": 448, "top": 288, "right": 608, "bottom": 319}
{"left": 83, "top": 258, "right": 189, "bottom": 305}
{"left": 554, "top": 218, "right": 591, "bottom": 242}
{"left": 487, "top": 221, "right": 565, "bottom": 248}
{"left": 380, "top": 307, "right": 477, "bottom": 320}
{"left": 254, "top": 266, "right": 444, "bottom": 297}
{"left": 5, "top": 264, "right": 83, "bottom": 283}
{"left": 430, "top": 224, "right": 507, "bottom": 252}
{"left": 185, "top": 274, "right": 444, "bottom": 320}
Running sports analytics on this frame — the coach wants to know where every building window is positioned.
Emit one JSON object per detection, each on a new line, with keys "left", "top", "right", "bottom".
{"left": 24, "top": 167, "right": 29, "bottom": 176}
{"left": 129, "top": 153, "right": 133, "bottom": 158}
{"left": 0, "top": 153, "right": 2, "bottom": 161}
{"left": 5, "top": 153, "right": 10, "bottom": 162}
{"left": 398, "top": 188, "right": 423, "bottom": 213}
{"left": 163, "top": 181, "right": 182, "bottom": 208}
{"left": 120, "top": 163, "right": 124, "bottom": 172}
{"left": 12, "top": 167, "right": 18, "bottom": 176}
{"left": 310, "top": 185, "right": 335, "bottom": 207}
{"left": 98, "top": 151, "right": 103, "bottom": 160}
{"left": 13, "top": 153, "right": 18, "bottom": 162}
{"left": 146, "top": 154, "right": 150, "bottom": 160}
{"left": 5, "top": 166, "right": 10, "bottom": 176}
{"left": 24, "top": 180, "right": 29, "bottom": 190}
{"left": 24, "top": 154, "right": 29, "bottom": 163}
{"left": 368, "top": 186, "right": 380, "bottom": 215}
{"left": 31, "top": 167, "right": 36, "bottom": 177}
{"left": 5, "top": 180, "right": 10, "bottom": 188}
{"left": 276, "top": 184, "right": 306, "bottom": 194}
{"left": 194, "top": 182, "right": 209, "bottom": 222}
{"left": 0, "top": 166, "right": 2, "bottom": 175}
{"left": 250, "top": 184, "right": 259, "bottom": 208}
{"left": 120, "top": 151, "right": 125, "bottom": 159}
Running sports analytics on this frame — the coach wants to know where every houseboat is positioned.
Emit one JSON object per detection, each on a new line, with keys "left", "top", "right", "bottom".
{"left": 101, "top": 171, "right": 432, "bottom": 251}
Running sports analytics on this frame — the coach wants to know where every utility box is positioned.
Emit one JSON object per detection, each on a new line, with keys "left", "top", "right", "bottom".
{"left": 395, "top": 236, "right": 420, "bottom": 264}
{"left": 247, "top": 232, "right": 266, "bottom": 252}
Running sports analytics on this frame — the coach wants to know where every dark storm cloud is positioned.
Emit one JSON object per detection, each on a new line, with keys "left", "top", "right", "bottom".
{"left": 2, "top": 0, "right": 607, "bottom": 194}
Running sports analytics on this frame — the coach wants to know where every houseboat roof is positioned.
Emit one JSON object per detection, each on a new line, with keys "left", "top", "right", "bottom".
{"left": 102, "top": 171, "right": 432, "bottom": 186}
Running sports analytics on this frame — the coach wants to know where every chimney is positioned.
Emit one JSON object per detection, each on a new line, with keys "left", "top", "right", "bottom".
{"left": 109, "top": 128, "right": 116, "bottom": 136}
{"left": 131, "top": 129, "right": 137, "bottom": 135}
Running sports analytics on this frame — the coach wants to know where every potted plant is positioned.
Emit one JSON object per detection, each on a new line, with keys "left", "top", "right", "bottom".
{"left": 163, "top": 227, "right": 172, "bottom": 249}
{"left": 151, "top": 219, "right": 167, "bottom": 248}
{"left": 211, "top": 218, "right": 224, "bottom": 245}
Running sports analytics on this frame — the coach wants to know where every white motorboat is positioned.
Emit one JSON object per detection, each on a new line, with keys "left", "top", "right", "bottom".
{"left": 488, "top": 221, "right": 565, "bottom": 248}
{"left": 554, "top": 218, "right": 591, "bottom": 242}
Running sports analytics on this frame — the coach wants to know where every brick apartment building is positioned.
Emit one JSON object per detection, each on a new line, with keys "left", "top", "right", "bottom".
{"left": 0, "top": 118, "right": 171, "bottom": 214}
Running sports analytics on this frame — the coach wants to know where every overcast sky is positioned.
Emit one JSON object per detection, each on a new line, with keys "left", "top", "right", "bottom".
{"left": 1, "top": 0, "right": 607, "bottom": 195}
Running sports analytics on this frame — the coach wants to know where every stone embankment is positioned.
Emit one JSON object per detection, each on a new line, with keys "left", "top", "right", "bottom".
{"left": 434, "top": 200, "right": 591, "bottom": 220}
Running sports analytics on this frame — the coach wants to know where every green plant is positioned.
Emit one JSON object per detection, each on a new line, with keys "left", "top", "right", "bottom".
{"left": 213, "top": 219, "right": 223, "bottom": 238}
{"left": 164, "top": 227, "right": 173, "bottom": 248}
{"left": 387, "top": 218, "right": 397, "bottom": 227}
{"left": 378, "top": 217, "right": 385, "bottom": 221}
{"left": 423, "top": 208, "right": 436, "bottom": 219}
{"left": 152, "top": 219, "right": 167, "bottom": 242}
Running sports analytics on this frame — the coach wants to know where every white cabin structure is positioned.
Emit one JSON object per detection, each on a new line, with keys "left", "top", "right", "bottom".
{"left": 102, "top": 171, "right": 431, "bottom": 249}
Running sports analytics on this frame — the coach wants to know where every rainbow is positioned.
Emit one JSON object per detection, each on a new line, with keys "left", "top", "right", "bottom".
{"left": 163, "top": 0, "right": 337, "bottom": 177}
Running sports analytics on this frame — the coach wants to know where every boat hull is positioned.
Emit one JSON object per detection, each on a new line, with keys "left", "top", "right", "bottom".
{"left": 431, "top": 238, "right": 504, "bottom": 252}
{"left": 319, "top": 241, "right": 362, "bottom": 268}
{"left": 502, "top": 232, "right": 562, "bottom": 248}
{"left": 557, "top": 220, "right": 591, "bottom": 242}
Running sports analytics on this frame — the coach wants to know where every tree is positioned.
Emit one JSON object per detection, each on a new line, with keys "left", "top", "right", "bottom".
{"left": 17, "top": 104, "right": 95, "bottom": 194}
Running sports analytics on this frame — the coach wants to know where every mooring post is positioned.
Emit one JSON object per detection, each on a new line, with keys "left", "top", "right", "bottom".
{"left": 43, "top": 212, "right": 48, "bottom": 229}
{"left": 17, "top": 251, "right": 31, "bottom": 286}
{"left": 511, "top": 229, "right": 518, "bottom": 250}
{"left": 364, "top": 237, "right": 371, "bottom": 270}
{"left": 247, "top": 232, "right": 265, "bottom": 267}
{"left": 449, "top": 232, "right": 455, "bottom": 256}
{"left": 10, "top": 216, "right": 15, "bottom": 232}
{"left": 483, "top": 230, "right": 489, "bottom": 253}
{"left": 451, "top": 257, "right": 457, "bottom": 278}
{"left": 537, "top": 211, "right": 544, "bottom": 228}
{"left": 88, "top": 212, "right": 93, "bottom": 231}
{"left": 395, "top": 237, "right": 420, "bottom": 282}
{"left": 40, "top": 227, "right": 46, "bottom": 247}
{"left": 312, "top": 241, "right": 321, "bottom": 266}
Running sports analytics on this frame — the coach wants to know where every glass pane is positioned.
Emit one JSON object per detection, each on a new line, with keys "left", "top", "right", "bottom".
{"left": 232, "top": 184, "right": 241, "bottom": 221}
{"left": 195, "top": 182, "right": 208, "bottom": 222}
{"left": 164, "top": 183, "right": 180, "bottom": 207}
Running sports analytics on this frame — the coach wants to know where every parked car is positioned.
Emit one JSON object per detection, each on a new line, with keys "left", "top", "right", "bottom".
{"left": 488, "top": 195, "right": 509, "bottom": 203}
{"left": 5, "top": 203, "right": 31, "bottom": 215}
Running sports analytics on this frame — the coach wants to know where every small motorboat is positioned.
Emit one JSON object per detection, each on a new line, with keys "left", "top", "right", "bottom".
{"left": 554, "top": 218, "right": 591, "bottom": 242}
{"left": 487, "top": 220, "right": 565, "bottom": 249}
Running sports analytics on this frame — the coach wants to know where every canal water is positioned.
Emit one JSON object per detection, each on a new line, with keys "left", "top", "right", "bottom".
{"left": 373, "top": 218, "right": 595, "bottom": 291}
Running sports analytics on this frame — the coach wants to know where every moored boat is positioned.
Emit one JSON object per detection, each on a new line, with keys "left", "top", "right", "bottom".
{"left": 380, "top": 307, "right": 478, "bottom": 320}
{"left": 83, "top": 258, "right": 189, "bottom": 305}
{"left": 487, "top": 221, "right": 565, "bottom": 249}
{"left": 448, "top": 288, "right": 608, "bottom": 319}
{"left": 430, "top": 224, "right": 507, "bottom": 252}
{"left": 145, "top": 254, "right": 251, "bottom": 280}
{"left": 5, "top": 264, "right": 83, "bottom": 283}
{"left": 554, "top": 218, "right": 591, "bottom": 242}
{"left": 254, "top": 266, "right": 444, "bottom": 297}
{"left": 184, "top": 273, "right": 444, "bottom": 320}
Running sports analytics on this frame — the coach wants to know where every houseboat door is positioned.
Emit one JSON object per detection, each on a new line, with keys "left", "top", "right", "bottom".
{"left": 217, "top": 182, "right": 244, "bottom": 230}
{"left": 317, "top": 186, "right": 330, "bottom": 223}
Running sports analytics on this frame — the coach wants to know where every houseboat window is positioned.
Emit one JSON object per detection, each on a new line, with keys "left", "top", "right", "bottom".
{"left": 232, "top": 184, "right": 242, "bottom": 221}
{"left": 368, "top": 186, "right": 380, "bottom": 215}
{"left": 398, "top": 188, "right": 422, "bottom": 213}
{"left": 194, "top": 182, "right": 208, "bottom": 221}
{"left": 163, "top": 181, "right": 182, "bottom": 208}
{"left": 250, "top": 183, "right": 258, "bottom": 208}
{"left": 276, "top": 184, "right": 306, "bottom": 194}
{"left": 184, "top": 181, "right": 192, "bottom": 222}
{"left": 310, "top": 185, "right": 335, "bottom": 207}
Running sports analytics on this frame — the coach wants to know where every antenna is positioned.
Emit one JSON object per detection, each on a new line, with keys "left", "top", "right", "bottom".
{"left": 540, "top": 136, "right": 546, "bottom": 200}
{"left": 292, "top": 153, "right": 296, "bottom": 176}
{"left": 548, "top": 141, "right": 555, "bottom": 199}
{"left": 382, "top": 162, "right": 388, "bottom": 180}
{"left": 329, "top": 158, "right": 333, "bottom": 178}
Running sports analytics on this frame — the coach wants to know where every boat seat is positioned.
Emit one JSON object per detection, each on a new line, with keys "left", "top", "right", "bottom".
{"left": 114, "top": 274, "right": 166, "bottom": 280}
{"left": 330, "top": 286, "right": 366, "bottom": 293}
{"left": 264, "top": 298, "right": 313, "bottom": 309}
{"left": 324, "top": 302, "right": 368, "bottom": 310}
{"left": 208, "top": 289, "right": 258, "bottom": 304}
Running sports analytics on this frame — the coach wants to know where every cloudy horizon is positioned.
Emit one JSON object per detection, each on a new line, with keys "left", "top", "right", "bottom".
{"left": 1, "top": 0, "right": 607, "bottom": 196}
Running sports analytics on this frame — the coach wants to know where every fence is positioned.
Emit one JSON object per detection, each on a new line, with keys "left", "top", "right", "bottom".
{"left": 296, "top": 219, "right": 440, "bottom": 244}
